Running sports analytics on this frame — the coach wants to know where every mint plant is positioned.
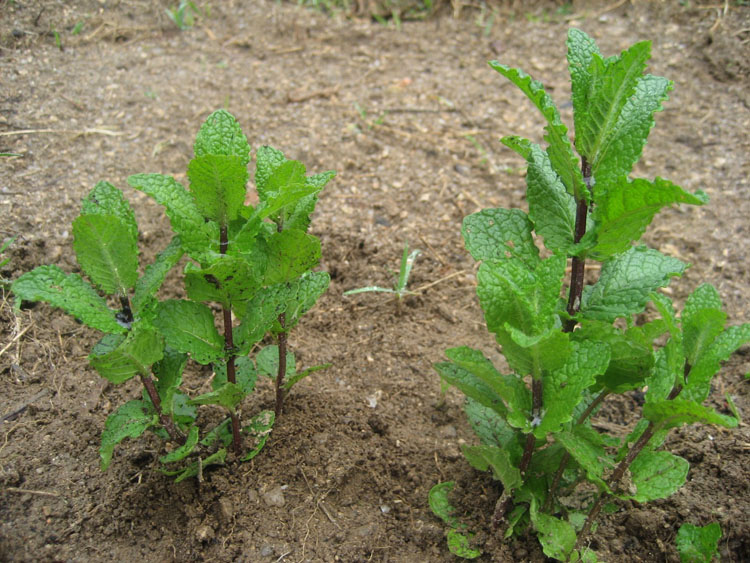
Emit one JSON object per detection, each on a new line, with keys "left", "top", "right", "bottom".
{"left": 676, "top": 522, "right": 722, "bottom": 563}
{"left": 11, "top": 110, "right": 334, "bottom": 478}
{"left": 430, "top": 29, "right": 749, "bottom": 561}
{"left": 0, "top": 236, "right": 15, "bottom": 288}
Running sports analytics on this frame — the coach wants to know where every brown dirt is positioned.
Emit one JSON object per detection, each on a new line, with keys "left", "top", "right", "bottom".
{"left": 1, "top": 1, "right": 749, "bottom": 561}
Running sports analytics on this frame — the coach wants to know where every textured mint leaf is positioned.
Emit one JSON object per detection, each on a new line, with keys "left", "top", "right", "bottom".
{"left": 189, "top": 381, "right": 246, "bottom": 413}
{"left": 489, "top": 62, "right": 586, "bottom": 202}
{"left": 128, "top": 173, "right": 219, "bottom": 261}
{"left": 212, "top": 356, "right": 257, "bottom": 395}
{"left": 184, "top": 254, "right": 262, "bottom": 308}
{"left": 445, "top": 347, "right": 531, "bottom": 422}
{"left": 153, "top": 346, "right": 188, "bottom": 417}
{"left": 163, "top": 448, "right": 227, "bottom": 483}
{"left": 525, "top": 142, "right": 577, "bottom": 253}
{"left": 259, "top": 183, "right": 319, "bottom": 221}
{"left": 644, "top": 399, "right": 737, "bottom": 430}
{"left": 567, "top": 28, "right": 601, "bottom": 143}
{"left": 575, "top": 40, "right": 651, "bottom": 175}
{"left": 200, "top": 418, "right": 232, "bottom": 447}
{"left": 283, "top": 170, "right": 336, "bottom": 232}
{"left": 581, "top": 246, "right": 686, "bottom": 322}
{"left": 73, "top": 214, "right": 138, "bottom": 294}
{"left": 80, "top": 181, "right": 138, "bottom": 242}
{"left": 464, "top": 398, "right": 520, "bottom": 456}
{"left": 591, "top": 177, "right": 707, "bottom": 259}
{"left": 99, "top": 399, "right": 155, "bottom": 471}
{"left": 446, "top": 529, "right": 482, "bottom": 560}
{"left": 429, "top": 482, "right": 462, "bottom": 528}
{"left": 187, "top": 154, "right": 248, "bottom": 225}
{"left": 682, "top": 284, "right": 726, "bottom": 366}
{"left": 501, "top": 135, "right": 533, "bottom": 159}
{"left": 594, "top": 74, "right": 673, "bottom": 190}
{"left": 529, "top": 501, "right": 577, "bottom": 562}
{"left": 258, "top": 159, "right": 306, "bottom": 204}
{"left": 537, "top": 340, "right": 610, "bottom": 436}
{"left": 263, "top": 229, "right": 321, "bottom": 285}
{"left": 462, "top": 445, "right": 523, "bottom": 491}
{"left": 626, "top": 450, "right": 688, "bottom": 502}
{"left": 477, "top": 254, "right": 566, "bottom": 337}
{"left": 555, "top": 425, "right": 613, "bottom": 490}
{"left": 684, "top": 323, "right": 750, "bottom": 402}
{"left": 256, "top": 345, "right": 295, "bottom": 379}
{"left": 11, "top": 265, "right": 124, "bottom": 334}
{"left": 254, "top": 145, "right": 287, "bottom": 194}
{"left": 277, "top": 271, "right": 330, "bottom": 331}
{"left": 153, "top": 299, "right": 223, "bottom": 365}
{"left": 283, "top": 362, "right": 330, "bottom": 391}
{"left": 646, "top": 341, "right": 686, "bottom": 404}
{"left": 434, "top": 361, "right": 509, "bottom": 418}
{"left": 240, "top": 410, "right": 275, "bottom": 462}
{"left": 132, "top": 236, "right": 184, "bottom": 315}
{"left": 160, "top": 425, "right": 200, "bottom": 464}
{"left": 676, "top": 522, "right": 722, "bottom": 563}
{"left": 235, "top": 287, "right": 289, "bottom": 353}
{"left": 193, "top": 109, "right": 250, "bottom": 167}
{"left": 89, "top": 326, "right": 164, "bottom": 384}
{"left": 462, "top": 208, "right": 539, "bottom": 266}
{"left": 498, "top": 326, "right": 572, "bottom": 381}
{"left": 575, "top": 321, "right": 656, "bottom": 393}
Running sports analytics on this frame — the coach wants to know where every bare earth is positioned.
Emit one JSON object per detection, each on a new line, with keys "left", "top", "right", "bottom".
{"left": 1, "top": 1, "right": 749, "bottom": 561}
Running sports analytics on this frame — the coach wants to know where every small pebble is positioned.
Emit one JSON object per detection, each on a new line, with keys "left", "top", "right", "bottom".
{"left": 262, "top": 485, "right": 285, "bottom": 507}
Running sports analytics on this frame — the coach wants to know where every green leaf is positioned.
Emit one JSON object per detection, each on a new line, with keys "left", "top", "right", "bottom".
{"left": 497, "top": 326, "right": 572, "bottom": 381}
{"left": 200, "top": 418, "right": 232, "bottom": 447}
{"left": 11, "top": 265, "right": 124, "bottom": 333}
{"left": 682, "top": 284, "right": 726, "bottom": 366}
{"left": 446, "top": 529, "right": 482, "bottom": 559}
{"left": 159, "top": 424, "right": 200, "bottom": 463}
{"left": 555, "top": 425, "right": 613, "bottom": 491}
{"left": 162, "top": 448, "right": 227, "bottom": 483}
{"left": 477, "top": 253, "right": 566, "bottom": 337}
{"left": 574, "top": 39, "right": 652, "bottom": 175}
{"left": 132, "top": 236, "right": 184, "bottom": 315}
{"left": 187, "top": 154, "right": 248, "bottom": 225}
{"left": 676, "top": 522, "right": 722, "bottom": 563}
{"left": 235, "top": 287, "right": 289, "bottom": 354}
{"left": 591, "top": 177, "right": 707, "bottom": 259}
{"left": 284, "top": 170, "right": 336, "bottom": 232}
{"left": 212, "top": 356, "right": 257, "bottom": 395}
{"left": 434, "top": 361, "right": 509, "bottom": 420}
{"left": 262, "top": 229, "right": 321, "bottom": 286}
{"left": 445, "top": 346, "right": 531, "bottom": 424}
{"left": 89, "top": 326, "right": 164, "bottom": 384}
{"left": 283, "top": 363, "right": 331, "bottom": 391}
{"left": 462, "top": 445, "right": 523, "bottom": 492}
{"left": 461, "top": 208, "right": 539, "bottom": 267}
{"left": 153, "top": 300, "right": 224, "bottom": 364}
{"left": 567, "top": 28, "right": 601, "bottom": 143}
{"left": 193, "top": 109, "right": 251, "bottom": 167}
{"left": 256, "top": 345, "right": 295, "bottom": 378}
{"left": 274, "top": 271, "right": 330, "bottom": 332}
{"left": 184, "top": 254, "right": 262, "bottom": 308}
{"left": 643, "top": 399, "right": 738, "bottom": 430}
{"left": 537, "top": 340, "right": 610, "bottom": 436}
{"left": 684, "top": 323, "right": 750, "bottom": 402}
{"left": 240, "top": 410, "right": 275, "bottom": 462}
{"left": 464, "top": 398, "right": 520, "bottom": 456}
{"left": 529, "top": 500, "right": 577, "bottom": 561}
{"left": 524, "top": 142, "right": 577, "bottom": 253}
{"left": 489, "top": 62, "right": 586, "bottom": 202}
{"left": 189, "top": 381, "right": 246, "bottom": 413}
{"left": 73, "top": 214, "right": 138, "bottom": 294}
{"left": 99, "top": 399, "right": 155, "bottom": 471}
{"left": 581, "top": 246, "right": 686, "bottom": 322}
{"left": 260, "top": 159, "right": 306, "bottom": 202}
{"left": 254, "top": 145, "right": 287, "bottom": 194}
{"left": 626, "top": 450, "right": 688, "bottom": 502}
{"left": 80, "top": 181, "right": 138, "bottom": 242}
{"left": 153, "top": 347, "right": 189, "bottom": 417}
{"left": 128, "top": 173, "right": 219, "bottom": 261}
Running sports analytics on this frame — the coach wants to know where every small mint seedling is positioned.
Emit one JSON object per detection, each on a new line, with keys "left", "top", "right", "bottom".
{"left": 0, "top": 236, "right": 15, "bottom": 288}
{"left": 676, "top": 522, "right": 722, "bottom": 563}
{"left": 431, "top": 29, "right": 749, "bottom": 561}
{"left": 12, "top": 110, "right": 335, "bottom": 478}
{"left": 344, "top": 242, "right": 421, "bottom": 313}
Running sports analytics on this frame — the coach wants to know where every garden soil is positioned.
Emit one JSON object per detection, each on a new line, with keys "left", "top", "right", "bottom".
{"left": 1, "top": 1, "right": 749, "bottom": 561}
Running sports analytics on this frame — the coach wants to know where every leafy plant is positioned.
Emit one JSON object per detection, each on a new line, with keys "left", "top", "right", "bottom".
{"left": 166, "top": 1, "right": 202, "bottom": 30}
{"left": 676, "top": 522, "right": 722, "bottom": 563}
{"left": 0, "top": 236, "right": 15, "bottom": 288}
{"left": 12, "top": 110, "right": 334, "bottom": 478}
{"left": 344, "top": 242, "right": 420, "bottom": 314}
{"left": 431, "top": 29, "right": 749, "bottom": 561}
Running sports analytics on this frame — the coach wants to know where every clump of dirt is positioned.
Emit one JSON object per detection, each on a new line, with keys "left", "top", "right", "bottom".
{"left": 1, "top": 1, "right": 749, "bottom": 561}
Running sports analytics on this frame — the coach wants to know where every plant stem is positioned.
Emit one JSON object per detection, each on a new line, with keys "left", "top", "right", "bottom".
{"left": 576, "top": 383, "right": 684, "bottom": 549}
{"left": 275, "top": 313, "right": 287, "bottom": 419}
{"left": 220, "top": 225, "right": 242, "bottom": 458}
{"left": 140, "top": 374, "right": 183, "bottom": 444}
{"left": 563, "top": 158, "right": 592, "bottom": 333}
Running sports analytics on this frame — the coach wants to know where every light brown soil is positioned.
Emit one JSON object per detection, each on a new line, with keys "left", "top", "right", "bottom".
{"left": 1, "top": 1, "right": 749, "bottom": 561}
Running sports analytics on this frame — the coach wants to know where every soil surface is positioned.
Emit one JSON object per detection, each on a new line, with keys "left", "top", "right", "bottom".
{"left": 1, "top": 1, "right": 749, "bottom": 561}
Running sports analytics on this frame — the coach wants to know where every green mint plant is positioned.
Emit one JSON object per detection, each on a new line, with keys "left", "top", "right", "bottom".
{"left": 166, "top": 1, "right": 203, "bottom": 30}
{"left": 11, "top": 110, "right": 334, "bottom": 479}
{"left": 430, "top": 29, "right": 749, "bottom": 561}
{"left": 676, "top": 522, "right": 722, "bottom": 563}
{"left": 343, "top": 242, "right": 420, "bottom": 312}
{"left": 0, "top": 236, "right": 15, "bottom": 288}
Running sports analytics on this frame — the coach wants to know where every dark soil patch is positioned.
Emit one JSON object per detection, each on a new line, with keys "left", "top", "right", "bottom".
{"left": 1, "top": 1, "right": 749, "bottom": 561}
